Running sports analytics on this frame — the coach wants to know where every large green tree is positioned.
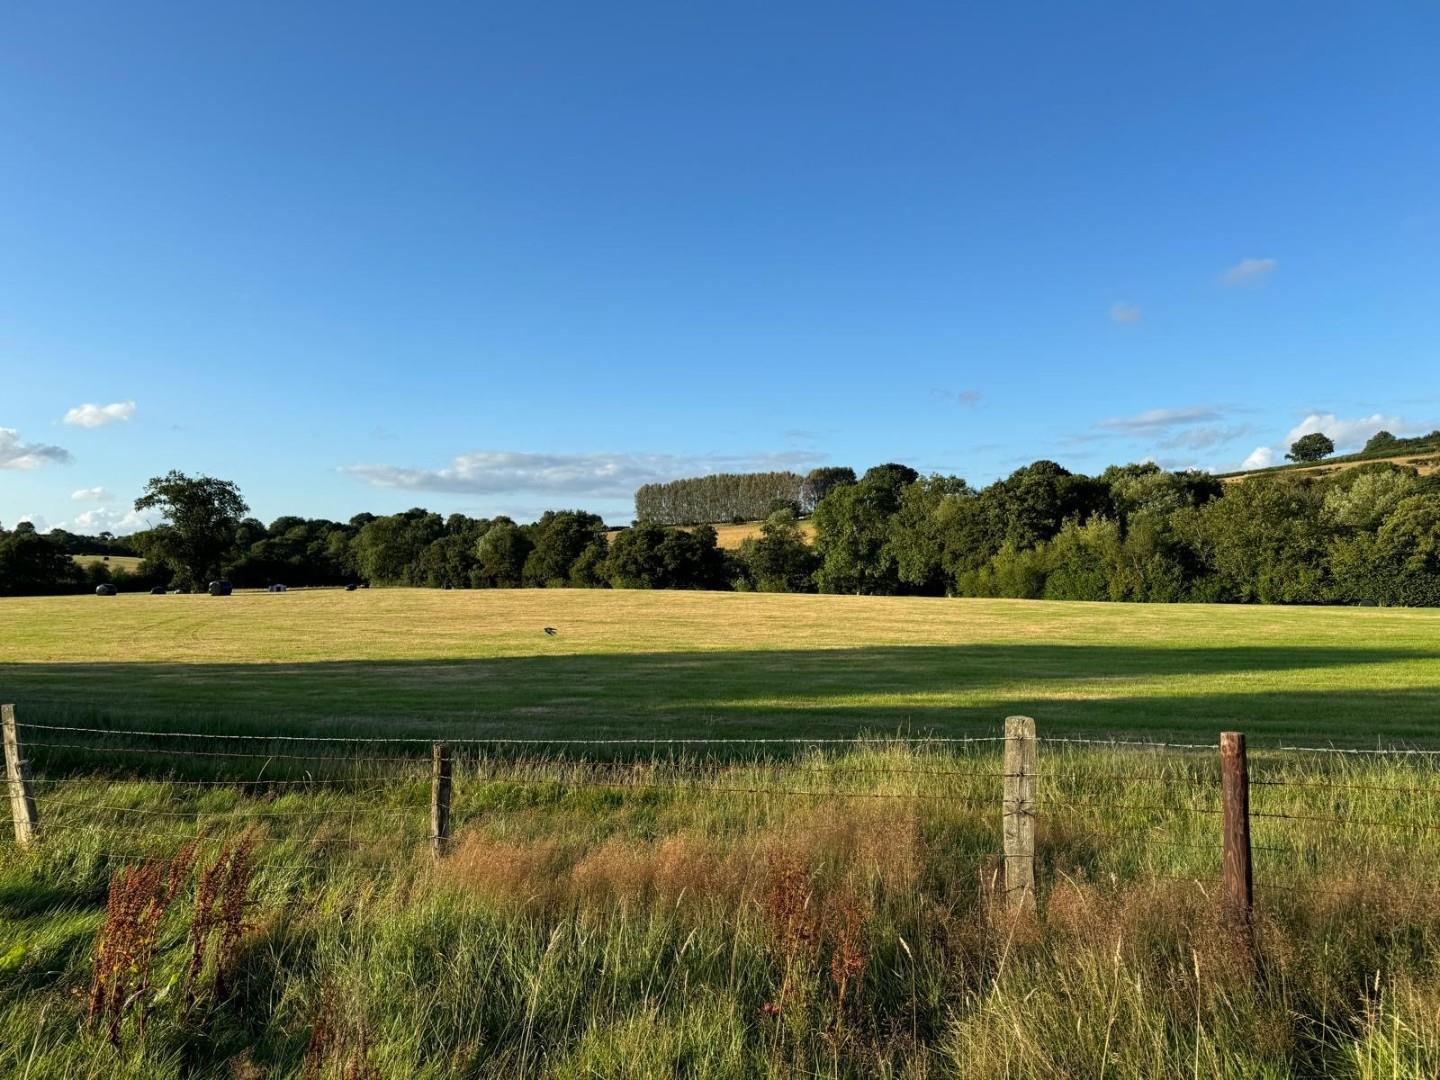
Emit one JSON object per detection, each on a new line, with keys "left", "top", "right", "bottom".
{"left": 352, "top": 509, "right": 445, "bottom": 585}
{"left": 475, "top": 519, "right": 534, "bottom": 588}
{"left": 132, "top": 471, "right": 249, "bottom": 588}
{"left": 1287, "top": 432, "right": 1335, "bottom": 463}
{"left": 523, "top": 511, "right": 607, "bottom": 587}
{"left": 737, "top": 509, "right": 819, "bottom": 592}
{"left": 887, "top": 475, "right": 975, "bottom": 594}
{"left": 0, "top": 523, "right": 84, "bottom": 596}
{"left": 812, "top": 467, "right": 917, "bottom": 595}
{"left": 603, "top": 523, "right": 730, "bottom": 590}
{"left": 1180, "top": 476, "right": 1331, "bottom": 603}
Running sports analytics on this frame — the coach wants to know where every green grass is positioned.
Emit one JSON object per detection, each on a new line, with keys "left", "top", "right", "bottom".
{"left": 2, "top": 588, "right": 1438, "bottom": 745}
{"left": 6, "top": 589, "right": 1440, "bottom": 1076}
{"left": 5, "top": 743, "right": 1440, "bottom": 1077}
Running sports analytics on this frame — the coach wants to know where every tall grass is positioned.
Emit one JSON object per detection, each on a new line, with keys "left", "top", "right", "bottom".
{"left": 4, "top": 741, "right": 1440, "bottom": 1077}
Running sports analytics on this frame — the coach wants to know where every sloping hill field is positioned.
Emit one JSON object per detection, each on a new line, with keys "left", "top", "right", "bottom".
{"left": 2, "top": 588, "right": 1436, "bottom": 744}
{"left": 1220, "top": 448, "right": 1440, "bottom": 483}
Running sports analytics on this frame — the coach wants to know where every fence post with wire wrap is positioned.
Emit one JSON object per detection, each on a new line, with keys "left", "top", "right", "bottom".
{"left": 1220, "top": 731, "right": 1253, "bottom": 951}
{"left": 4, "top": 704, "right": 41, "bottom": 847}
{"left": 1003, "top": 715, "right": 1036, "bottom": 912}
{"left": 431, "top": 741, "right": 452, "bottom": 858}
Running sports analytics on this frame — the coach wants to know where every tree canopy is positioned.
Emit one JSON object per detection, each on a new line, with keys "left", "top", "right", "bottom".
{"left": 132, "top": 471, "right": 249, "bottom": 587}
{"left": 1287, "top": 432, "right": 1335, "bottom": 463}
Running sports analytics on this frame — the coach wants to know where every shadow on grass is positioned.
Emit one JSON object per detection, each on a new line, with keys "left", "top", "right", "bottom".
{"left": 2, "top": 643, "right": 1436, "bottom": 754}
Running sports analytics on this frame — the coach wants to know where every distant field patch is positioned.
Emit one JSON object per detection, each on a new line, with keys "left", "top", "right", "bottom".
{"left": 709, "top": 519, "right": 817, "bottom": 548}
{"left": 608, "top": 520, "right": 817, "bottom": 548}
{"left": 69, "top": 554, "right": 145, "bottom": 571}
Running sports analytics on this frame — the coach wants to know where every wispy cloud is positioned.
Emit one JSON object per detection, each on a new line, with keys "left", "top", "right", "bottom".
{"left": 1097, "top": 405, "right": 1230, "bottom": 432}
{"left": 1156, "top": 424, "right": 1255, "bottom": 452}
{"left": 343, "top": 449, "right": 825, "bottom": 497}
{"left": 62, "top": 400, "right": 136, "bottom": 428}
{"left": 71, "top": 486, "right": 112, "bottom": 502}
{"left": 70, "top": 507, "right": 146, "bottom": 534}
{"left": 1109, "top": 302, "right": 1143, "bottom": 324}
{"left": 929, "top": 387, "right": 982, "bottom": 408}
{"left": 1220, "top": 257, "right": 1277, "bottom": 287}
{"left": 0, "top": 427, "right": 73, "bottom": 469}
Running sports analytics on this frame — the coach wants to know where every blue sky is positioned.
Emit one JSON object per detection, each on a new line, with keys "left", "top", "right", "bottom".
{"left": 3, "top": 1, "right": 1437, "bottom": 532}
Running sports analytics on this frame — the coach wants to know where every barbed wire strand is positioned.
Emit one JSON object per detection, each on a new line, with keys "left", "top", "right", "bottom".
{"left": 18, "top": 722, "right": 1008, "bottom": 747}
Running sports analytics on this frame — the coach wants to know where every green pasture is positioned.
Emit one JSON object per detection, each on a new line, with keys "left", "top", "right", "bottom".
{"left": 1, "top": 588, "right": 1437, "bottom": 745}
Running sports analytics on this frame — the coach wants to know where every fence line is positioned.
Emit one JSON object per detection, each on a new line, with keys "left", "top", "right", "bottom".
{"left": 10, "top": 705, "right": 1440, "bottom": 954}
{"left": 15, "top": 721, "right": 1009, "bottom": 747}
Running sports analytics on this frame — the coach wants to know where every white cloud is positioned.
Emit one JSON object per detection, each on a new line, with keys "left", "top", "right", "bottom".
{"left": 343, "top": 449, "right": 824, "bottom": 498}
{"left": 1284, "top": 412, "right": 1406, "bottom": 453}
{"left": 929, "top": 387, "right": 982, "bottom": 407}
{"left": 0, "top": 427, "right": 73, "bottom": 469}
{"left": 71, "top": 486, "right": 111, "bottom": 502}
{"left": 62, "top": 400, "right": 136, "bottom": 428}
{"left": 1109, "top": 302, "right": 1143, "bottom": 324}
{"left": 1240, "top": 446, "right": 1276, "bottom": 470}
{"left": 70, "top": 507, "right": 146, "bottom": 534}
{"left": 1237, "top": 411, "right": 1422, "bottom": 471}
{"left": 1220, "top": 258, "right": 1277, "bottom": 286}
{"left": 1097, "top": 405, "right": 1229, "bottom": 432}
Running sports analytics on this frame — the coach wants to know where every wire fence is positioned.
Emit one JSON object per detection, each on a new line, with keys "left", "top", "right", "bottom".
{"left": 7, "top": 712, "right": 1440, "bottom": 913}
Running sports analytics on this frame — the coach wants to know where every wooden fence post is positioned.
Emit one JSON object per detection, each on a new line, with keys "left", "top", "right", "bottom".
{"left": 1220, "top": 731, "right": 1253, "bottom": 946}
{"left": 431, "top": 742, "right": 452, "bottom": 858}
{"left": 1003, "top": 715, "right": 1036, "bottom": 912}
{"left": 3, "top": 704, "right": 40, "bottom": 847}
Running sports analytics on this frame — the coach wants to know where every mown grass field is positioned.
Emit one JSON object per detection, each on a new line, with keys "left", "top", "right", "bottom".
{"left": 2, "top": 588, "right": 1438, "bottom": 744}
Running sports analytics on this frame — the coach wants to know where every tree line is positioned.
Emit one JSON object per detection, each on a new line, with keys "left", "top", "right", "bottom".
{"left": 634, "top": 467, "right": 862, "bottom": 524}
{"left": 3, "top": 446, "right": 1439, "bottom": 605}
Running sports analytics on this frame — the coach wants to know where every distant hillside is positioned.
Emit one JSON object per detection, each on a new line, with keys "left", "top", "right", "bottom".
{"left": 1217, "top": 437, "right": 1440, "bottom": 483}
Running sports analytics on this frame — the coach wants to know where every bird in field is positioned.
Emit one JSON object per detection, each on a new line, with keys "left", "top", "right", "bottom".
{"left": 544, "top": 627, "right": 558, "bottom": 636}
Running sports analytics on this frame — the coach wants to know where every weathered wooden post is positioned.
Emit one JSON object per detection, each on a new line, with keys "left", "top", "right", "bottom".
{"left": 3, "top": 704, "right": 40, "bottom": 847}
{"left": 431, "top": 741, "right": 453, "bottom": 858}
{"left": 1220, "top": 731, "right": 1253, "bottom": 946}
{"left": 1003, "top": 715, "right": 1036, "bottom": 912}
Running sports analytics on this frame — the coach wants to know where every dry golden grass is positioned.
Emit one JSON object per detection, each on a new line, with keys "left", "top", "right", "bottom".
{"left": 604, "top": 519, "right": 818, "bottom": 549}
{"left": 70, "top": 554, "right": 146, "bottom": 571}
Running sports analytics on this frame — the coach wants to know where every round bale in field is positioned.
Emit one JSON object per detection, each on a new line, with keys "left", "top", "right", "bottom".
{"left": 95, "top": 583, "right": 117, "bottom": 596}
{"left": 150, "top": 586, "right": 166, "bottom": 595}
{"left": 345, "top": 584, "right": 358, "bottom": 591}
{"left": 208, "top": 579, "right": 233, "bottom": 597}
